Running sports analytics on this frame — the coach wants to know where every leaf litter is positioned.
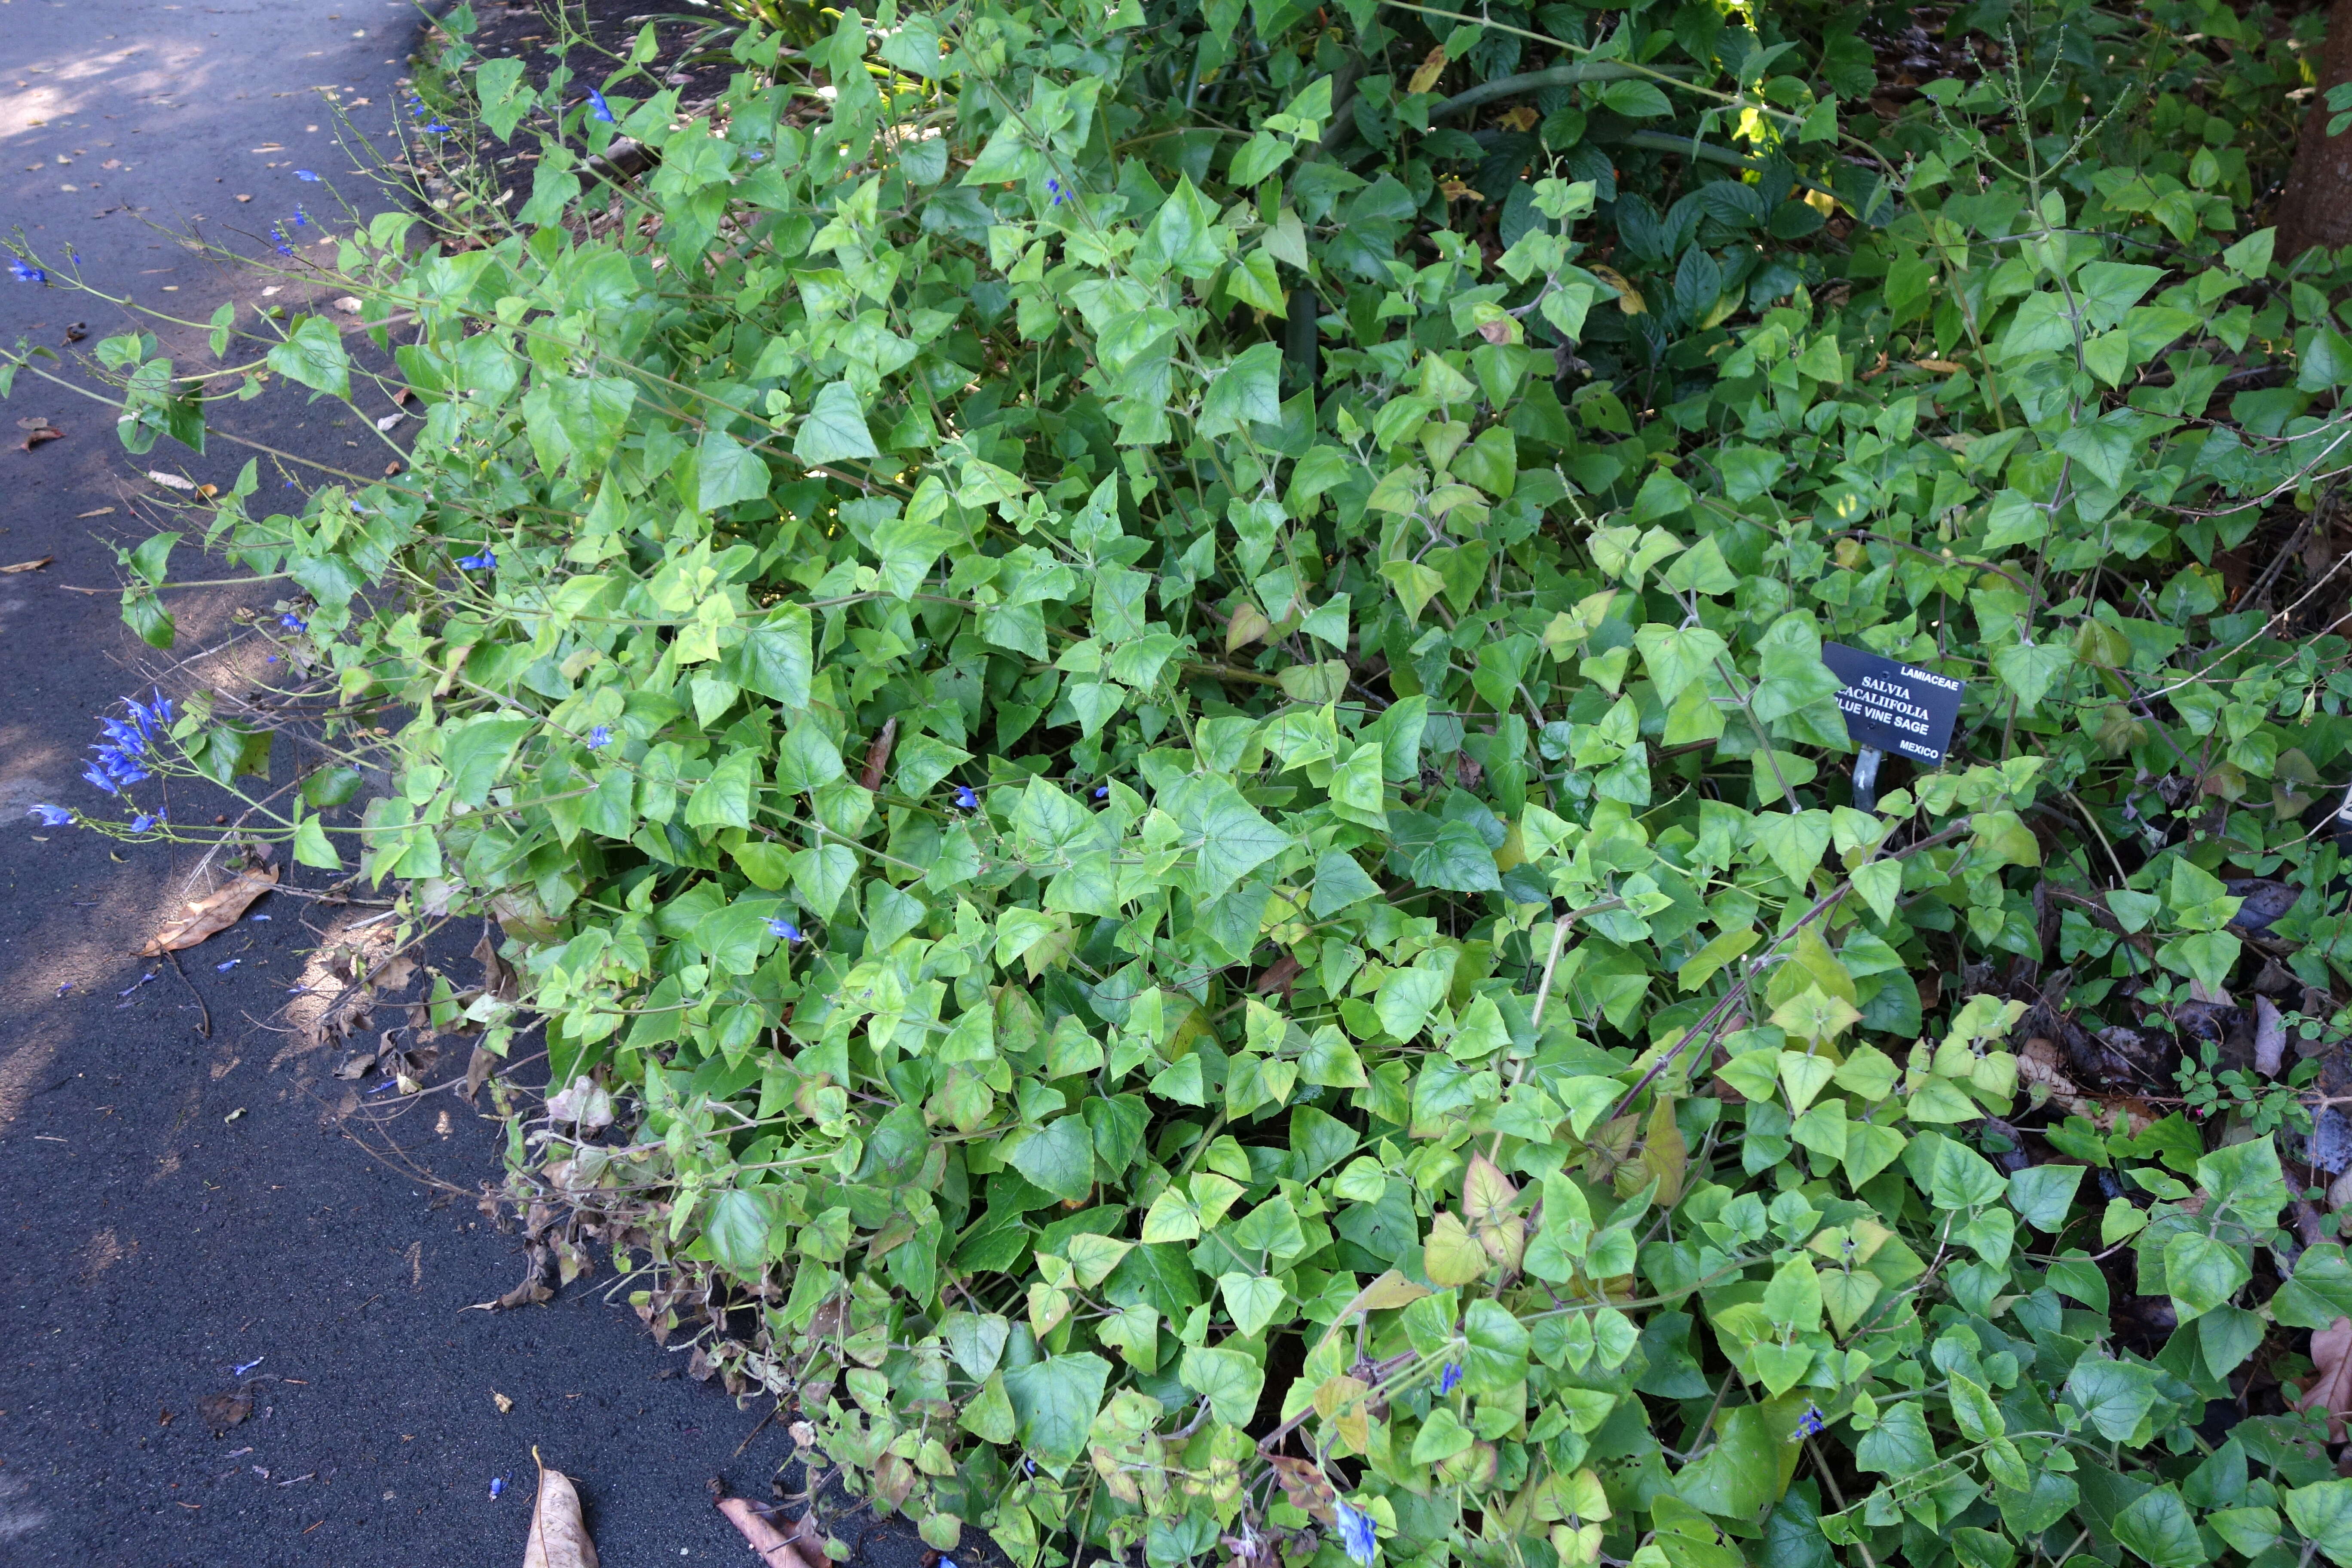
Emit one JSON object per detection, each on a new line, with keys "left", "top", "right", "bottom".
{"left": 521, "top": 1450, "right": 597, "bottom": 1568}
{"left": 141, "top": 865, "right": 278, "bottom": 956}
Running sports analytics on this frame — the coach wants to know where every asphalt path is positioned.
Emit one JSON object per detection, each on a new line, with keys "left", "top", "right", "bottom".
{"left": 0, "top": 3, "right": 814, "bottom": 1562}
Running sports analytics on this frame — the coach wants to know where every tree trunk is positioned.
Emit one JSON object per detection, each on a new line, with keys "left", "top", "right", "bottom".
{"left": 2276, "top": 0, "right": 2352, "bottom": 260}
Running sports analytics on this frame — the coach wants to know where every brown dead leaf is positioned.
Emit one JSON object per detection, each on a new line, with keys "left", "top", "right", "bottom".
{"left": 21, "top": 426, "right": 61, "bottom": 450}
{"left": 0, "top": 557, "right": 52, "bottom": 573}
{"left": 197, "top": 1387, "right": 252, "bottom": 1434}
{"left": 1225, "top": 602, "right": 1271, "bottom": 652}
{"left": 374, "top": 952, "right": 418, "bottom": 996}
{"left": 1496, "top": 104, "right": 1540, "bottom": 133}
{"left": 1254, "top": 952, "right": 1304, "bottom": 999}
{"left": 522, "top": 1452, "right": 599, "bottom": 1568}
{"left": 475, "top": 925, "right": 519, "bottom": 1003}
{"left": 463, "top": 1043, "right": 498, "bottom": 1102}
{"left": 714, "top": 1493, "right": 809, "bottom": 1568}
{"left": 493, "top": 1389, "right": 514, "bottom": 1414}
{"left": 860, "top": 716, "right": 897, "bottom": 791}
{"left": 1268, "top": 1456, "right": 1338, "bottom": 1526}
{"left": 141, "top": 866, "right": 279, "bottom": 956}
{"left": 2299, "top": 1316, "right": 2352, "bottom": 1441}
{"left": 15, "top": 416, "right": 52, "bottom": 430}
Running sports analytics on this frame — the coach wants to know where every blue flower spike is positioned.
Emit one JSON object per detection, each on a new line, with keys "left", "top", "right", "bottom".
{"left": 9, "top": 260, "right": 47, "bottom": 284}
{"left": 952, "top": 785, "right": 979, "bottom": 811}
{"left": 767, "top": 918, "right": 804, "bottom": 943}
{"left": 456, "top": 550, "right": 496, "bottom": 572}
{"left": 1439, "top": 1361, "right": 1463, "bottom": 1396}
{"left": 1335, "top": 1500, "right": 1378, "bottom": 1568}
{"left": 1795, "top": 1402, "right": 1827, "bottom": 1439}
{"left": 586, "top": 86, "right": 615, "bottom": 123}
{"left": 1046, "top": 177, "right": 1069, "bottom": 207}
{"left": 585, "top": 725, "right": 613, "bottom": 751}
{"left": 29, "top": 804, "right": 72, "bottom": 827}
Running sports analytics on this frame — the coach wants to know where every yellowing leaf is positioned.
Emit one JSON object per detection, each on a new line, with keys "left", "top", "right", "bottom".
{"left": 1424, "top": 1210, "right": 1490, "bottom": 1286}
{"left": 1407, "top": 45, "right": 1449, "bottom": 94}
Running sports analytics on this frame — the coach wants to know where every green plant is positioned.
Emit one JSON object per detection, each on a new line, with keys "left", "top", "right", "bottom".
{"left": 2174, "top": 1044, "right": 2316, "bottom": 1137}
{"left": 11, "top": 0, "right": 2352, "bottom": 1566}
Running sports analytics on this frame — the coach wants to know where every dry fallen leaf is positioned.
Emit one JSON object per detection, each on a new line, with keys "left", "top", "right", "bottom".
{"left": 714, "top": 1494, "right": 808, "bottom": 1568}
{"left": 76, "top": 506, "right": 114, "bottom": 518}
{"left": 493, "top": 1389, "right": 514, "bottom": 1414}
{"left": 463, "top": 1043, "right": 498, "bottom": 1102}
{"left": 2255, "top": 995, "right": 2287, "bottom": 1078}
{"left": 522, "top": 1452, "right": 598, "bottom": 1568}
{"left": 859, "top": 717, "right": 897, "bottom": 791}
{"left": 0, "top": 557, "right": 52, "bottom": 574}
{"left": 147, "top": 469, "right": 199, "bottom": 491}
{"left": 141, "top": 865, "right": 280, "bottom": 956}
{"left": 21, "top": 426, "right": 61, "bottom": 450}
{"left": 2299, "top": 1316, "right": 2352, "bottom": 1441}
{"left": 197, "top": 1386, "right": 252, "bottom": 1433}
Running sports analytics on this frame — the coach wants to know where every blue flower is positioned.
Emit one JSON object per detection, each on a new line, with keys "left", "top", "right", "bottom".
{"left": 767, "top": 918, "right": 803, "bottom": 943}
{"left": 1439, "top": 1361, "right": 1462, "bottom": 1396}
{"left": 490, "top": 1476, "right": 507, "bottom": 1500}
{"left": 215, "top": 958, "right": 240, "bottom": 972}
{"left": 130, "top": 812, "right": 163, "bottom": 833}
{"left": 99, "top": 716, "right": 147, "bottom": 754}
{"left": 585, "top": 725, "right": 612, "bottom": 750}
{"left": 1093, "top": 784, "right": 1109, "bottom": 799}
{"left": 88, "top": 738, "right": 150, "bottom": 790}
{"left": 1046, "top": 177, "right": 1069, "bottom": 207}
{"left": 1335, "top": 1500, "right": 1378, "bottom": 1568}
{"left": 28, "top": 804, "right": 71, "bottom": 827}
{"left": 457, "top": 551, "right": 496, "bottom": 571}
{"left": 9, "top": 260, "right": 46, "bottom": 284}
{"left": 295, "top": 168, "right": 320, "bottom": 182}
{"left": 292, "top": 204, "right": 309, "bottom": 228}
{"left": 280, "top": 612, "right": 307, "bottom": 631}
{"left": 1795, "top": 1403, "right": 1827, "bottom": 1439}
{"left": 270, "top": 224, "right": 294, "bottom": 257}
{"left": 952, "top": 785, "right": 978, "bottom": 811}
{"left": 586, "top": 86, "right": 615, "bottom": 123}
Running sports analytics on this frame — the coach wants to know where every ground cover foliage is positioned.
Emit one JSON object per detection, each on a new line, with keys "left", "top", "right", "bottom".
{"left": 22, "top": 0, "right": 2352, "bottom": 1565}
